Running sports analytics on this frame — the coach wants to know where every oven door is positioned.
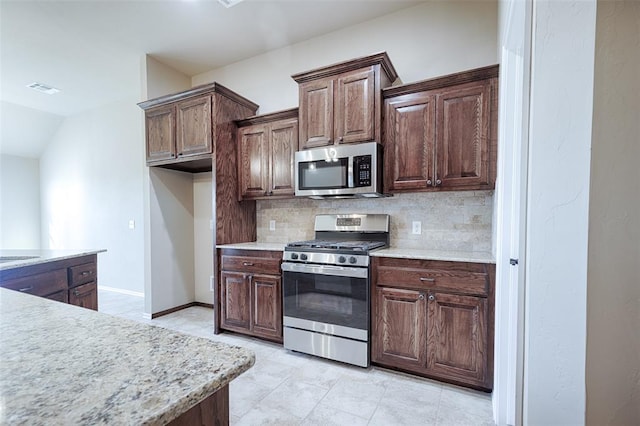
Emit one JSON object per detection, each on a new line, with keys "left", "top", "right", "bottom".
{"left": 281, "top": 262, "right": 369, "bottom": 341}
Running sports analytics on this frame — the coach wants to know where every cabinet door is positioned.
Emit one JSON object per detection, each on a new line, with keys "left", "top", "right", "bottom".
{"left": 251, "top": 274, "right": 282, "bottom": 340}
{"left": 269, "top": 119, "right": 297, "bottom": 197}
{"left": 335, "top": 68, "right": 375, "bottom": 144}
{"left": 145, "top": 104, "right": 176, "bottom": 162}
{"left": 238, "top": 125, "right": 269, "bottom": 199}
{"left": 220, "top": 271, "right": 251, "bottom": 331}
{"left": 435, "top": 81, "right": 491, "bottom": 189}
{"left": 176, "top": 95, "right": 212, "bottom": 158}
{"left": 384, "top": 92, "right": 436, "bottom": 191}
{"left": 69, "top": 282, "right": 98, "bottom": 311}
{"left": 299, "top": 78, "right": 334, "bottom": 149}
{"left": 427, "top": 292, "right": 488, "bottom": 386}
{"left": 372, "top": 287, "right": 427, "bottom": 370}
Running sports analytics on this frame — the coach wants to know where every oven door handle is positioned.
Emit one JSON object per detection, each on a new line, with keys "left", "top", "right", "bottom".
{"left": 281, "top": 262, "right": 368, "bottom": 279}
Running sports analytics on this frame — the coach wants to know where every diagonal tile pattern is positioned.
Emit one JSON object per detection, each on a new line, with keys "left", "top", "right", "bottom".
{"left": 98, "top": 289, "right": 494, "bottom": 425}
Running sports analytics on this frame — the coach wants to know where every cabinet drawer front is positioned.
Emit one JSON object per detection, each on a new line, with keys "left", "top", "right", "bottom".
{"left": 69, "top": 263, "right": 97, "bottom": 286}
{"left": 221, "top": 255, "right": 280, "bottom": 275}
{"left": 1, "top": 269, "right": 68, "bottom": 296}
{"left": 69, "top": 281, "right": 98, "bottom": 311}
{"left": 376, "top": 267, "right": 488, "bottom": 296}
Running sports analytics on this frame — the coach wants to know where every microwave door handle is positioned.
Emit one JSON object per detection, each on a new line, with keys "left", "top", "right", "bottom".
{"left": 348, "top": 155, "right": 354, "bottom": 188}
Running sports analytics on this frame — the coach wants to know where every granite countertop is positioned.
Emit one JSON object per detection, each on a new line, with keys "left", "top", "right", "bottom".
{"left": 0, "top": 249, "right": 107, "bottom": 271}
{"left": 0, "top": 288, "right": 255, "bottom": 425}
{"left": 216, "top": 242, "right": 286, "bottom": 251}
{"left": 371, "top": 248, "right": 496, "bottom": 264}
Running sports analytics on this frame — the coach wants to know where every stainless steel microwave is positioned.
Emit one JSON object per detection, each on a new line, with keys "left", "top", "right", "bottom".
{"left": 294, "top": 142, "right": 384, "bottom": 199}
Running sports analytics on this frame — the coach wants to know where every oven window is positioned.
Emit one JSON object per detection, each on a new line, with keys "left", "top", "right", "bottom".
{"left": 283, "top": 270, "right": 368, "bottom": 330}
{"left": 299, "top": 158, "right": 349, "bottom": 190}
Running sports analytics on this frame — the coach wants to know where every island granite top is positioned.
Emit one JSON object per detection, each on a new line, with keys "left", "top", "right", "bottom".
{"left": 0, "top": 249, "right": 107, "bottom": 271}
{"left": 0, "top": 288, "right": 255, "bottom": 425}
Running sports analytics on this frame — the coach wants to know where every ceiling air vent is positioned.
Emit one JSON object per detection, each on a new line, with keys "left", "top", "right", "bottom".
{"left": 27, "top": 82, "right": 61, "bottom": 95}
{"left": 217, "top": 0, "right": 243, "bottom": 8}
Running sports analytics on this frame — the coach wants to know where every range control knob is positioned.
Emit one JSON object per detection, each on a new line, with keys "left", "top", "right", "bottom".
{"left": 349, "top": 256, "right": 357, "bottom": 264}
{"left": 290, "top": 253, "right": 299, "bottom": 260}
{"left": 300, "top": 253, "right": 308, "bottom": 261}
{"left": 338, "top": 256, "right": 346, "bottom": 263}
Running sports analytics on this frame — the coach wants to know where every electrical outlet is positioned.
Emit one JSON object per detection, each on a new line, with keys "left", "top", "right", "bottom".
{"left": 269, "top": 220, "right": 276, "bottom": 231}
{"left": 209, "top": 275, "right": 214, "bottom": 292}
{"left": 412, "top": 221, "right": 422, "bottom": 235}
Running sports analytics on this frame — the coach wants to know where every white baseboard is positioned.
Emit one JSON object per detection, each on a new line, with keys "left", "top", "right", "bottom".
{"left": 98, "top": 285, "right": 144, "bottom": 298}
{"left": 141, "top": 313, "right": 152, "bottom": 320}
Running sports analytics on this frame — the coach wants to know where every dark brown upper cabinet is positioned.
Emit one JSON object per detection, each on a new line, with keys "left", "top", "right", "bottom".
{"left": 236, "top": 109, "right": 298, "bottom": 200}
{"left": 138, "top": 83, "right": 258, "bottom": 173}
{"left": 383, "top": 65, "right": 499, "bottom": 192}
{"left": 292, "top": 52, "right": 398, "bottom": 150}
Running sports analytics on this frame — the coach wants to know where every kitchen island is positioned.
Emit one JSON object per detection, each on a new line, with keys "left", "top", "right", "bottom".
{"left": 0, "top": 288, "right": 254, "bottom": 425}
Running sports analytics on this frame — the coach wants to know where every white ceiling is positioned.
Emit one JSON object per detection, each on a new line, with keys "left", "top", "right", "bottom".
{"left": 0, "top": 0, "right": 423, "bottom": 158}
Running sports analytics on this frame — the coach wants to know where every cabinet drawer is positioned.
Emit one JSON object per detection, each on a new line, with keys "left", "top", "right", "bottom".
{"left": 1, "top": 269, "right": 68, "bottom": 297}
{"left": 376, "top": 266, "right": 488, "bottom": 297}
{"left": 221, "top": 255, "right": 281, "bottom": 275}
{"left": 69, "top": 263, "right": 97, "bottom": 287}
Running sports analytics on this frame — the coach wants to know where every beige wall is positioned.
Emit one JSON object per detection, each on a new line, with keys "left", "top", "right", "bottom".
{"left": 193, "top": 1, "right": 498, "bottom": 115}
{"left": 39, "top": 99, "right": 145, "bottom": 293}
{"left": 586, "top": 1, "right": 640, "bottom": 424}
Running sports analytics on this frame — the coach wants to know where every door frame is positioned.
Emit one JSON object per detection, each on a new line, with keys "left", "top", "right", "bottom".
{"left": 493, "top": 0, "right": 533, "bottom": 424}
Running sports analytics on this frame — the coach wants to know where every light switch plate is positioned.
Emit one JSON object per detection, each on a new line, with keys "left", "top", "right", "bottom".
{"left": 269, "top": 220, "right": 276, "bottom": 231}
{"left": 412, "top": 221, "right": 421, "bottom": 235}
{"left": 128, "top": 219, "right": 135, "bottom": 230}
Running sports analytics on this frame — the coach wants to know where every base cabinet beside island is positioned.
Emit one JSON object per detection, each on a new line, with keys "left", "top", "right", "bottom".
{"left": 371, "top": 256, "right": 495, "bottom": 391}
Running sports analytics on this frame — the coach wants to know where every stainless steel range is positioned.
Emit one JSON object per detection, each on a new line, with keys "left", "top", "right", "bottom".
{"left": 281, "top": 214, "right": 389, "bottom": 367}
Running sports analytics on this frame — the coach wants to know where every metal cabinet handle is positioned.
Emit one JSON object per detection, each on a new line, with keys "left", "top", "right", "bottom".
{"left": 338, "top": 136, "right": 343, "bottom": 142}
{"left": 418, "top": 294, "right": 425, "bottom": 300}
{"left": 419, "top": 277, "right": 435, "bottom": 283}
{"left": 428, "top": 294, "right": 435, "bottom": 301}
{"left": 435, "top": 179, "right": 442, "bottom": 186}
{"left": 81, "top": 271, "right": 92, "bottom": 277}
{"left": 426, "top": 179, "right": 432, "bottom": 186}
{"left": 18, "top": 286, "right": 33, "bottom": 292}
{"left": 242, "top": 262, "right": 254, "bottom": 266}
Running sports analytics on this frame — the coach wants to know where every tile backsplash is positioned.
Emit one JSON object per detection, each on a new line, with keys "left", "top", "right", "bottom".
{"left": 256, "top": 191, "right": 493, "bottom": 252}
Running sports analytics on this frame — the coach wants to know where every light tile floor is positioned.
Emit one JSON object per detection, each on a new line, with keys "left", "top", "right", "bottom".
{"left": 98, "top": 289, "right": 494, "bottom": 425}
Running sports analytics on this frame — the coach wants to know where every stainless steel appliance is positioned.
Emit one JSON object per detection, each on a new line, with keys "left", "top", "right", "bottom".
{"left": 281, "top": 214, "right": 389, "bottom": 367}
{"left": 294, "top": 142, "right": 384, "bottom": 199}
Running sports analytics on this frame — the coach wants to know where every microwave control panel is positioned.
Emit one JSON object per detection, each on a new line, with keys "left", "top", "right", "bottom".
{"left": 353, "top": 155, "right": 372, "bottom": 187}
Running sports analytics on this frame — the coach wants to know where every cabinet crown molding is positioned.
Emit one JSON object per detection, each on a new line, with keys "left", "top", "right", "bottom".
{"left": 138, "top": 82, "right": 259, "bottom": 111}
{"left": 235, "top": 108, "right": 299, "bottom": 127}
{"left": 291, "top": 51, "right": 398, "bottom": 83}
{"left": 383, "top": 64, "right": 499, "bottom": 98}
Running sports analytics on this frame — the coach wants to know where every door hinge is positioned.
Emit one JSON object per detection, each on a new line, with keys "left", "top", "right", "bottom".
{"left": 509, "top": 258, "right": 519, "bottom": 266}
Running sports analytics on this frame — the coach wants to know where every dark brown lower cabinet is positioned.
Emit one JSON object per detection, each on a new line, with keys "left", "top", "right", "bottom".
{"left": 371, "top": 256, "right": 494, "bottom": 391}
{"left": 0, "top": 254, "right": 98, "bottom": 311}
{"left": 218, "top": 249, "right": 282, "bottom": 343}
